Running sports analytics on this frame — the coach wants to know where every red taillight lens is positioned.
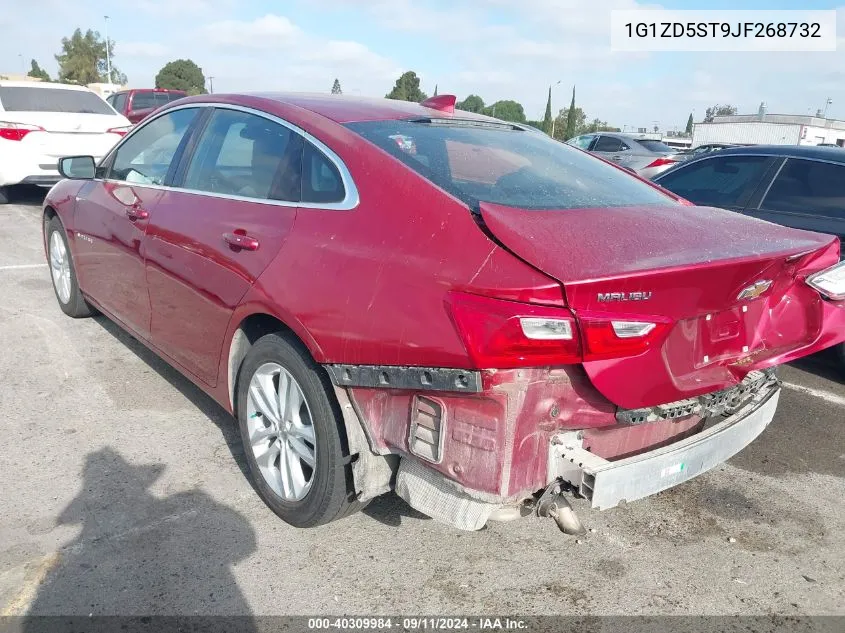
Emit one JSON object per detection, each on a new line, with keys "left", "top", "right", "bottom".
{"left": 579, "top": 313, "right": 671, "bottom": 361}
{"left": 646, "top": 157, "right": 678, "bottom": 168}
{"left": 447, "top": 292, "right": 672, "bottom": 368}
{"left": 0, "top": 122, "right": 45, "bottom": 141}
{"left": 446, "top": 292, "right": 581, "bottom": 368}
{"left": 107, "top": 126, "right": 132, "bottom": 136}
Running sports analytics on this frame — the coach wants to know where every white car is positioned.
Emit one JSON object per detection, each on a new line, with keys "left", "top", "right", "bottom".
{"left": 0, "top": 81, "right": 131, "bottom": 204}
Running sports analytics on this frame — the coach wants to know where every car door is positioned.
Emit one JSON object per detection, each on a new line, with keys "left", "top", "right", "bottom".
{"left": 73, "top": 106, "right": 201, "bottom": 338}
{"left": 747, "top": 158, "right": 845, "bottom": 245}
{"left": 144, "top": 106, "right": 308, "bottom": 385}
{"left": 653, "top": 154, "right": 778, "bottom": 212}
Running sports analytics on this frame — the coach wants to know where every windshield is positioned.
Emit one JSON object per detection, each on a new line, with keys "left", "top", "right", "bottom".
{"left": 346, "top": 119, "right": 675, "bottom": 211}
{"left": 0, "top": 86, "right": 114, "bottom": 115}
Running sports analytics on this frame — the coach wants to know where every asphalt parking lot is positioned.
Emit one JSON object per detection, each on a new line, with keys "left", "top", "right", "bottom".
{"left": 0, "top": 189, "right": 843, "bottom": 617}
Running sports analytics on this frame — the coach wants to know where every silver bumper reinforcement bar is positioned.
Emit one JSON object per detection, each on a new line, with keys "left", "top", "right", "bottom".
{"left": 548, "top": 385, "right": 781, "bottom": 510}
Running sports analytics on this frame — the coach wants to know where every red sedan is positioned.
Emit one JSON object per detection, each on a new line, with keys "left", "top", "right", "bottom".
{"left": 43, "top": 93, "right": 845, "bottom": 533}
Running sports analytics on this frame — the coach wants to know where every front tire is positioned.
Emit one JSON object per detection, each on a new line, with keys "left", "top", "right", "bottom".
{"left": 236, "top": 332, "right": 359, "bottom": 527}
{"left": 46, "top": 216, "right": 94, "bottom": 318}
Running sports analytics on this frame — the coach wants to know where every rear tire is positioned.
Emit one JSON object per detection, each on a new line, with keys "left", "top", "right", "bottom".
{"left": 46, "top": 216, "right": 95, "bottom": 318}
{"left": 235, "top": 332, "right": 360, "bottom": 527}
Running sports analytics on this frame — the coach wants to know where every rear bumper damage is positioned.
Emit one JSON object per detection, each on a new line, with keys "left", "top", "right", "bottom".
{"left": 549, "top": 373, "right": 781, "bottom": 510}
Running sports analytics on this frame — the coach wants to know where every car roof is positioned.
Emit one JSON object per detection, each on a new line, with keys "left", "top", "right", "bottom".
{"left": 695, "top": 144, "right": 845, "bottom": 163}
{"left": 205, "top": 92, "right": 502, "bottom": 124}
{"left": 0, "top": 81, "right": 93, "bottom": 91}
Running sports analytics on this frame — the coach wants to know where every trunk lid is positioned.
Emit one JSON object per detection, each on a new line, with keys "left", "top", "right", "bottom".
{"left": 480, "top": 202, "right": 842, "bottom": 409}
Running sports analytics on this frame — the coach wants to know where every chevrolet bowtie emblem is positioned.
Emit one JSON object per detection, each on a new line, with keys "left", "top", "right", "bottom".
{"left": 737, "top": 280, "right": 772, "bottom": 301}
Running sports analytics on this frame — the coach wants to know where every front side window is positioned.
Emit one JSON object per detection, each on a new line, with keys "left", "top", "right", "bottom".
{"left": 761, "top": 159, "right": 845, "bottom": 218}
{"left": 567, "top": 134, "right": 595, "bottom": 150}
{"left": 109, "top": 108, "right": 199, "bottom": 185}
{"left": 113, "top": 93, "right": 127, "bottom": 113}
{"left": 182, "top": 108, "right": 303, "bottom": 201}
{"left": 346, "top": 120, "right": 675, "bottom": 210}
{"left": 655, "top": 155, "right": 772, "bottom": 208}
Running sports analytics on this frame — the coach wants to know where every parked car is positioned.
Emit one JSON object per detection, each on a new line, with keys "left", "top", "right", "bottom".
{"left": 106, "top": 88, "right": 187, "bottom": 124}
{"left": 680, "top": 142, "right": 747, "bottom": 158}
{"left": 0, "top": 81, "right": 131, "bottom": 204}
{"left": 43, "top": 94, "right": 845, "bottom": 533}
{"left": 567, "top": 132, "right": 685, "bottom": 179}
{"left": 654, "top": 144, "right": 845, "bottom": 366}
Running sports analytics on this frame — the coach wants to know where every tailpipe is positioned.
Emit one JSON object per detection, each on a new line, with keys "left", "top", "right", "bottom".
{"left": 537, "top": 482, "right": 586, "bottom": 536}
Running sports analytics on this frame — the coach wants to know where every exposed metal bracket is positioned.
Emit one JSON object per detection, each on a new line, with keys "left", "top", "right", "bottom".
{"left": 325, "top": 364, "right": 482, "bottom": 393}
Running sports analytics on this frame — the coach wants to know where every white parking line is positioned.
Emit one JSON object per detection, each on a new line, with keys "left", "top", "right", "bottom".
{"left": 782, "top": 381, "right": 845, "bottom": 407}
{"left": 0, "top": 264, "right": 47, "bottom": 271}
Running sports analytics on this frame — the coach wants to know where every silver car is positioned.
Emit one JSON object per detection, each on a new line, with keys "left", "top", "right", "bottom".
{"left": 567, "top": 133, "right": 684, "bottom": 179}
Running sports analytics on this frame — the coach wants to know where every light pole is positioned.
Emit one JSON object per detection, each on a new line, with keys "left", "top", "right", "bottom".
{"left": 549, "top": 79, "right": 561, "bottom": 137}
{"left": 18, "top": 53, "right": 24, "bottom": 75}
{"left": 208, "top": 76, "right": 214, "bottom": 94}
{"left": 822, "top": 97, "right": 833, "bottom": 119}
{"left": 104, "top": 15, "right": 112, "bottom": 85}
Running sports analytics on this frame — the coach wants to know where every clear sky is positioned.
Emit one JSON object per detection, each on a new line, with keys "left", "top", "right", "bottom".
{"left": 2, "top": 1, "right": 843, "bottom": 130}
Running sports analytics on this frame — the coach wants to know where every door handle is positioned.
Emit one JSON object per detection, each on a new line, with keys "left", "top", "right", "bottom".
{"left": 223, "top": 231, "right": 259, "bottom": 251}
{"left": 610, "top": 155, "right": 623, "bottom": 161}
{"left": 125, "top": 206, "right": 149, "bottom": 221}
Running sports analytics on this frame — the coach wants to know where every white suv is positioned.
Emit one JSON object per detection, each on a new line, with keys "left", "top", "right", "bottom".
{"left": 0, "top": 81, "right": 131, "bottom": 203}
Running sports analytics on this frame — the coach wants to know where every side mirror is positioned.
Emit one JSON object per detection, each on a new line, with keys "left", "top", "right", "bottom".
{"left": 58, "top": 156, "right": 96, "bottom": 180}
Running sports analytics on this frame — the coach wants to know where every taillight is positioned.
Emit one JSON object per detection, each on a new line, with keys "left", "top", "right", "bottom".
{"left": 645, "top": 157, "right": 678, "bottom": 168}
{"left": 0, "top": 122, "right": 45, "bottom": 141}
{"left": 447, "top": 292, "right": 671, "bottom": 368}
{"left": 446, "top": 292, "right": 581, "bottom": 368}
{"left": 107, "top": 126, "right": 132, "bottom": 136}
{"left": 579, "top": 314, "right": 671, "bottom": 361}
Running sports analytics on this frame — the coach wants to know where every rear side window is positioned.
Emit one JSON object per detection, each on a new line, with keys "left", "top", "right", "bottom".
{"left": 0, "top": 86, "right": 113, "bottom": 115}
{"left": 656, "top": 155, "right": 772, "bottom": 208}
{"left": 761, "top": 159, "right": 845, "bottom": 219}
{"left": 346, "top": 120, "right": 674, "bottom": 210}
{"left": 182, "top": 108, "right": 303, "bottom": 202}
{"left": 302, "top": 142, "right": 345, "bottom": 203}
{"left": 110, "top": 108, "right": 199, "bottom": 185}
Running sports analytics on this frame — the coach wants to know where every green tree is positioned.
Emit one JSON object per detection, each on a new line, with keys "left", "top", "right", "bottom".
{"left": 155, "top": 59, "right": 206, "bottom": 95}
{"left": 27, "top": 59, "right": 51, "bottom": 82}
{"left": 552, "top": 106, "right": 585, "bottom": 140}
{"left": 685, "top": 113, "right": 694, "bottom": 135}
{"left": 563, "top": 86, "right": 578, "bottom": 140}
{"left": 704, "top": 104, "right": 737, "bottom": 122}
{"left": 456, "top": 94, "right": 485, "bottom": 113}
{"left": 542, "top": 87, "right": 553, "bottom": 134}
{"left": 485, "top": 100, "right": 526, "bottom": 123}
{"left": 585, "top": 118, "right": 619, "bottom": 133}
{"left": 331, "top": 78, "right": 342, "bottom": 94}
{"left": 385, "top": 71, "right": 427, "bottom": 102}
{"left": 55, "top": 28, "right": 126, "bottom": 85}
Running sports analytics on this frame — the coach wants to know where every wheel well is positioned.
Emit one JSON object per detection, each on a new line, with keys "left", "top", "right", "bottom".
{"left": 44, "top": 206, "right": 57, "bottom": 222}
{"left": 227, "top": 313, "right": 302, "bottom": 415}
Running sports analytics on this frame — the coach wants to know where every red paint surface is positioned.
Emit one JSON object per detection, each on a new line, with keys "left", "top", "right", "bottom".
{"left": 43, "top": 93, "right": 845, "bottom": 503}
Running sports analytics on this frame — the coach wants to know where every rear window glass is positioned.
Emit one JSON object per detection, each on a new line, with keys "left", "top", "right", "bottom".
{"left": 636, "top": 139, "right": 675, "bottom": 153}
{"left": 0, "top": 86, "right": 113, "bottom": 115}
{"left": 131, "top": 91, "right": 185, "bottom": 110}
{"left": 345, "top": 120, "right": 675, "bottom": 210}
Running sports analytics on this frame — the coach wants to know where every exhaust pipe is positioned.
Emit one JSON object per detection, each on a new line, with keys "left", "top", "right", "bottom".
{"left": 537, "top": 482, "right": 586, "bottom": 536}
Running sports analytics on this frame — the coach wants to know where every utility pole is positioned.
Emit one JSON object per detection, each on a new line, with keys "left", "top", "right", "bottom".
{"left": 18, "top": 53, "right": 24, "bottom": 75}
{"left": 208, "top": 76, "right": 214, "bottom": 94}
{"left": 549, "top": 79, "right": 561, "bottom": 138}
{"left": 104, "top": 15, "right": 112, "bottom": 84}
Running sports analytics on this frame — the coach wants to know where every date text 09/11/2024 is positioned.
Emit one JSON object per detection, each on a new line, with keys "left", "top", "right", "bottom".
{"left": 307, "top": 618, "right": 529, "bottom": 630}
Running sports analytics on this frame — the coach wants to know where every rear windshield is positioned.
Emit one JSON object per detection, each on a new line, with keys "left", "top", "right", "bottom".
{"left": 636, "top": 139, "right": 675, "bottom": 153}
{"left": 131, "top": 91, "right": 186, "bottom": 110}
{"left": 345, "top": 119, "right": 676, "bottom": 210}
{"left": 0, "top": 86, "right": 114, "bottom": 115}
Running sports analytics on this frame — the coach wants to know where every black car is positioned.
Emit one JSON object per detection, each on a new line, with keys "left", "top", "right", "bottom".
{"left": 654, "top": 145, "right": 845, "bottom": 366}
